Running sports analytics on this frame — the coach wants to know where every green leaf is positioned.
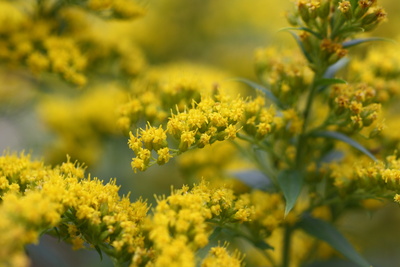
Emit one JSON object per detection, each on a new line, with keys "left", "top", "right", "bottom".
{"left": 231, "top": 78, "right": 284, "bottom": 108}
{"left": 94, "top": 245, "right": 103, "bottom": 261}
{"left": 208, "top": 226, "right": 222, "bottom": 241}
{"left": 277, "top": 169, "right": 303, "bottom": 216}
{"left": 297, "top": 214, "right": 372, "bottom": 267}
{"left": 336, "top": 26, "right": 365, "bottom": 36}
{"left": 342, "top": 37, "right": 396, "bottom": 48}
{"left": 278, "top": 27, "right": 323, "bottom": 39}
{"left": 254, "top": 239, "right": 274, "bottom": 251}
{"left": 310, "top": 131, "right": 376, "bottom": 161}
{"left": 315, "top": 78, "right": 347, "bottom": 88}
{"left": 229, "top": 169, "right": 272, "bottom": 190}
{"left": 286, "top": 31, "right": 314, "bottom": 63}
{"left": 323, "top": 57, "right": 350, "bottom": 78}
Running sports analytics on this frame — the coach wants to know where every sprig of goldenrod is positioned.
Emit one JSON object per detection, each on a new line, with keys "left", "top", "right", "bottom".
{"left": 128, "top": 93, "right": 279, "bottom": 172}
{"left": 144, "top": 181, "right": 253, "bottom": 266}
{"left": 287, "top": 0, "right": 387, "bottom": 74}
{"left": 0, "top": 152, "right": 150, "bottom": 266}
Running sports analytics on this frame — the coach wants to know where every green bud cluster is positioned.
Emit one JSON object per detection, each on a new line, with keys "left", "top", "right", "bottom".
{"left": 287, "top": 0, "right": 387, "bottom": 74}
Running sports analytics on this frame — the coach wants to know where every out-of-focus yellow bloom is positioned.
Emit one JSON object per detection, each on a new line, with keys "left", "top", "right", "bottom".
{"left": 201, "top": 245, "right": 242, "bottom": 267}
{"left": 38, "top": 84, "right": 126, "bottom": 164}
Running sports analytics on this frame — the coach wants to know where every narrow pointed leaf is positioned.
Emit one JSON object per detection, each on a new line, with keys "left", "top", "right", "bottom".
{"left": 277, "top": 169, "right": 303, "bottom": 216}
{"left": 94, "top": 245, "right": 103, "bottom": 261}
{"left": 286, "top": 31, "right": 314, "bottom": 63}
{"left": 324, "top": 57, "right": 350, "bottom": 79}
{"left": 254, "top": 240, "right": 274, "bottom": 250}
{"left": 278, "top": 27, "right": 323, "bottom": 39}
{"left": 231, "top": 78, "right": 283, "bottom": 108}
{"left": 343, "top": 37, "right": 395, "bottom": 48}
{"left": 298, "top": 214, "right": 372, "bottom": 267}
{"left": 315, "top": 78, "right": 347, "bottom": 88}
{"left": 229, "top": 169, "right": 272, "bottom": 190}
{"left": 208, "top": 226, "right": 222, "bottom": 241}
{"left": 316, "top": 77, "right": 347, "bottom": 93}
{"left": 311, "top": 131, "right": 376, "bottom": 161}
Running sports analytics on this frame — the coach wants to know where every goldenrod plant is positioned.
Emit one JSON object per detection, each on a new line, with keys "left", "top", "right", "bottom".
{"left": 1, "top": 0, "right": 400, "bottom": 267}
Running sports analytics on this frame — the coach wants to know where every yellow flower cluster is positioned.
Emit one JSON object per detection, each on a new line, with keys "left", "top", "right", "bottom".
{"left": 248, "top": 191, "right": 296, "bottom": 235}
{"left": 117, "top": 62, "right": 243, "bottom": 133}
{"left": 145, "top": 181, "right": 252, "bottom": 267}
{"left": 0, "top": 152, "right": 258, "bottom": 266}
{"left": 0, "top": 0, "right": 145, "bottom": 86}
{"left": 0, "top": 2, "right": 86, "bottom": 85}
{"left": 241, "top": 95, "right": 281, "bottom": 139}
{"left": 254, "top": 47, "right": 313, "bottom": 106}
{"left": 288, "top": 0, "right": 387, "bottom": 73}
{"left": 201, "top": 245, "right": 242, "bottom": 267}
{"left": 294, "top": 0, "right": 386, "bottom": 31}
{"left": 128, "top": 93, "right": 278, "bottom": 172}
{"left": 0, "top": 152, "right": 149, "bottom": 266}
{"left": 349, "top": 41, "right": 400, "bottom": 102}
{"left": 325, "top": 153, "right": 400, "bottom": 203}
{"left": 328, "top": 83, "right": 384, "bottom": 136}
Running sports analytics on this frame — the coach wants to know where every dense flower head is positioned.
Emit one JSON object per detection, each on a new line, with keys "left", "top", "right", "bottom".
{"left": 116, "top": 62, "right": 243, "bottom": 132}
{"left": 349, "top": 40, "right": 400, "bottom": 102}
{"left": 201, "top": 245, "right": 243, "bottom": 267}
{"left": 0, "top": 0, "right": 146, "bottom": 86}
{"left": 254, "top": 47, "right": 313, "bottom": 106}
{"left": 128, "top": 93, "right": 278, "bottom": 172}
{"left": 287, "top": 0, "right": 387, "bottom": 74}
{"left": 144, "top": 181, "right": 252, "bottom": 266}
{"left": 328, "top": 83, "right": 384, "bottom": 136}
{"left": 0, "top": 152, "right": 149, "bottom": 266}
{"left": 322, "top": 152, "right": 400, "bottom": 205}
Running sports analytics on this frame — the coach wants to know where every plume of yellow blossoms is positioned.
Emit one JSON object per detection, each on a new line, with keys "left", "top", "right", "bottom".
{"left": 321, "top": 152, "right": 400, "bottom": 206}
{"left": 116, "top": 62, "right": 243, "bottom": 133}
{"left": 128, "top": 93, "right": 279, "bottom": 172}
{"left": 0, "top": 152, "right": 256, "bottom": 266}
{"left": 201, "top": 245, "right": 242, "bottom": 267}
{"left": 144, "top": 181, "right": 253, "bottom": 267}
{"left": 0, "top": 0, "right": 145, "bottom": 86}
{"left": 349, "top": 39, "right": 400, "bottom": 102}
{"left": 0, "top": 152, "right": 149, "bottom": 266}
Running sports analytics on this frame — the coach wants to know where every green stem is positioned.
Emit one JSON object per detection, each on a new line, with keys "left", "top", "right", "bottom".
{"left": 295, "top": 77, "right": 318, "bottom": 169}
{"left": 282, "top": 225, "right": 292, "bottom": 267}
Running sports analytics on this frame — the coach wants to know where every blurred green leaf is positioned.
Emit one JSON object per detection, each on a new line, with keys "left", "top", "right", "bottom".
{"left": 310, "top": 131, "right": 376, "bottom": 161}
{"left": 277, "top": 169, "right": 303, "bottom": 216}
{"left": 315, "top": 78, "right": 347, "bottom": 88}
{"left": 254, "top": 239, "right": 274, "bottom": 250}
{"left": 342, "top": 37, "right": 395, "bottom": 48}
{"left": 285, "top": 31, "right": 314, "bottom": 63}
{"left": 297, "top": 214, "right": 372, "bottom": 267}
{"left": 323, "top": 58, "right": 349, "bottom": 79}
{"left": 278, "top": 27, "right": 323, "bottom": 39}
{"left": 208, "top": 226, "right": 222, "bottom": 241}
{"left": 94, "top": 245, "right": 103, "bottom": 261}
{"left": 229, "top": 169, "right": 272, "bottom": 190}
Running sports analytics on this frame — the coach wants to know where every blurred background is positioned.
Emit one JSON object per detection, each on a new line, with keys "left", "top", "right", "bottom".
{"left": 0, "top": 0, "right": 400, "bottom": 266}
